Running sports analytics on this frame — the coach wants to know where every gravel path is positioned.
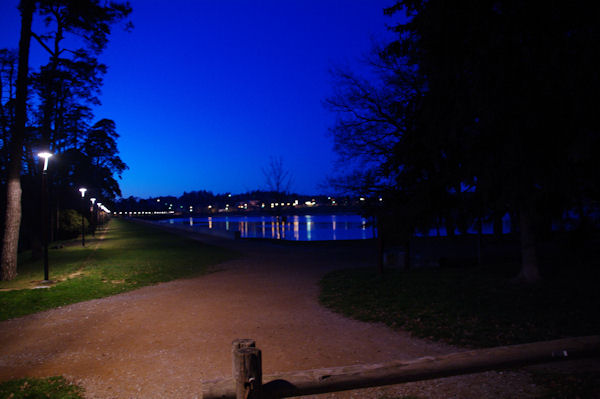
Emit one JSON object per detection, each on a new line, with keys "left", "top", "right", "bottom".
{"left": 0, "top": 224, "right": 543, "bottom": 398}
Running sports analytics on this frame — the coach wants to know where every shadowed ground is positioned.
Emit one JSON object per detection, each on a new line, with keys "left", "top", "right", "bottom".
{"left": 0, "top": 223, "right": 543, "bottom": 398}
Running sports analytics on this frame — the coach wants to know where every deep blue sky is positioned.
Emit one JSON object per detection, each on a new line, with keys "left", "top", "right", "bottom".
{"left": 0, "top": 0, "right": 399, "bottom": 198}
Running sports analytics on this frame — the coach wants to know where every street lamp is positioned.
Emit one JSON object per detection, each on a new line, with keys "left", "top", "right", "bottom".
{"left": 38, "top": 151, "right": 52, "bottom": 282}
{"left": 79, "top": 188, "right": 87, "bottom": 246}
{"left": 90, "top": 197, "right": 96, "bottom": 237}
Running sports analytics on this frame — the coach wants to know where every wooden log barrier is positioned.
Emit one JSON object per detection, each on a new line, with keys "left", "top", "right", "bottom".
{"left": 203, "top": 335, "right": 600, "bottom": 399}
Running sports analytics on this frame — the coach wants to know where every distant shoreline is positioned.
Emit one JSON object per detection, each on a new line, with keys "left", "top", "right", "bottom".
{"left": 124, "top": 206, "right": 369, "bottom": 221}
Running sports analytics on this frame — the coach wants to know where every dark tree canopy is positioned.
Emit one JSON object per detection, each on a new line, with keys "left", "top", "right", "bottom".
{"left": 328, "top": 1, "right": 600, "bottom": 282}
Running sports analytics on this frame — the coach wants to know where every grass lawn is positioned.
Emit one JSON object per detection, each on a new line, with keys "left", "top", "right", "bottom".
{"left": 0, "top": 218, "right": 236, "bottom": 321}
{"left": 320, "top": 263, "right": 600, "bottom": 398}
{"left": 319, "top": 266, "right": 599, "bottom": 348}
{"left": 0, "top": 377, "right": 85, "bottom": 399}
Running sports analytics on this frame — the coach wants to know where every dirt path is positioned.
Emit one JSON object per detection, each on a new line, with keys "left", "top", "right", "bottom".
{"left": 0, "top": 224, "right": 541, "bottom": 398}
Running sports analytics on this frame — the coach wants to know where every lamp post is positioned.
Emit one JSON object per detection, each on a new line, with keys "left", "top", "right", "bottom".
{"left": 90, "top": 197, "right": 96, "bottom": 237}
{"left": 97, "top": 203, "right": 103, "bottom": 226}
{"left": 79, "top": 188, "right": 87, "bottom": 246}
{"left": 38, "top": 152, "right": 52, "bottom": 282}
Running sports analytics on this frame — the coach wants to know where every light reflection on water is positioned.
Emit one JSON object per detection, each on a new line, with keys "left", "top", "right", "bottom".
{"left": 165, "top": 214, "right": 375, "bottom": 241}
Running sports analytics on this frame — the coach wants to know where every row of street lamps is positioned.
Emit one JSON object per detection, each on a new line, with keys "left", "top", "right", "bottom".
{"left": 37, "top": 151, "right": 110, "bottom": 282}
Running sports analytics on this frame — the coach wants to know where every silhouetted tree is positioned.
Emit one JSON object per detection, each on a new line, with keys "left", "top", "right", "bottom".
{"left": 325, "top": 44, "right": 445, "bottom": 260}
{"left": 82, "top": 119, "right": 127, "bottom": 196}
{"left": 328, "top": 1, "right": 599, "bottom": 283}
{"left": 1, "top": 0, "right": 34, "bottom": 281}
{"left": 385, "top": 0, "right": 600, "bottom": 282}
{"left": 0, "top": 49, "right": 18, "bottom": 181}
{"left": 263, "top": 156, "right": 293, "bottom": 195}
{"left": 1, "top": 0, "right": 131, "bottom": 281}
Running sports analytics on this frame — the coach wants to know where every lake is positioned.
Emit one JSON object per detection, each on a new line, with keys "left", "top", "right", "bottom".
{"left": 159, "top": 214, "right": 376, "bottom": 241}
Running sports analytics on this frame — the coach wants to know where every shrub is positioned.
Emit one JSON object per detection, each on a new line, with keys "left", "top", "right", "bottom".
{"left": 59, "top": 209, "right": 88, "bottom": 239}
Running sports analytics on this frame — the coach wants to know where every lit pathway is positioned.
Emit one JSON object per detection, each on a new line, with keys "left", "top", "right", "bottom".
{"left": 0, "top": 222, "right": 540, "bottom": 398}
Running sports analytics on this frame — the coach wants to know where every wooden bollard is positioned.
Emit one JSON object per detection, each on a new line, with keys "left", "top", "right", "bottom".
{"left": 232, "top": 339, "right": 262, "bottom": 399}
{"left": 232, "top": 339, "right": 256, "bottom": 376}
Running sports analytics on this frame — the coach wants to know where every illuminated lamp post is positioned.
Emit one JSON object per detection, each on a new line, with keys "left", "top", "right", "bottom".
{"left": 90, "top": 197, "right": 96, "bottom": 237}
{"left": 79, "top": 188, "right": 87, "bottom": 246}
{"left": 38, "top": 152, "right": 52, "bottom": 282}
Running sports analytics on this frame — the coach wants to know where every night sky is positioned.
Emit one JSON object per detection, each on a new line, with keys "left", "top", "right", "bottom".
{"left": 0, "top": 0, "right": 399, "bottom": 198}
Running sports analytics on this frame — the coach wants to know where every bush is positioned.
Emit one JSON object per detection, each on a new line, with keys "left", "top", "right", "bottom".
{"left": 59, "top": 209, "right": 88, "bottom": 239}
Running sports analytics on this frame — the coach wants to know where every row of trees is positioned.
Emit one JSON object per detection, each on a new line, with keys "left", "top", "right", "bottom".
{"left": 0, "top": 0, "right": 132, "bottom": 280}
{"left": 328, "top": 1, "right": 600, "bottom": 282}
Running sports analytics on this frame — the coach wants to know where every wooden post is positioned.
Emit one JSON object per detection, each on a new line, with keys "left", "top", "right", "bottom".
{"left": 233, "top": 340, "right": 262, "bottom": 399}
{"left": 232, "top": 339, "right": 256, "bottom": 376}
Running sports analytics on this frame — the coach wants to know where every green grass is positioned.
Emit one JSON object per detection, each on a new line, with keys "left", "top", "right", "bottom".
{"left": 0, "top": 219, "right": 236, "bottom": 321}
{"left": 320, "top": 266, "right": 600, "bottom": 398}
{"left": 0, "top": 377, "right": 84, "bottom": 399}
{"left": 319, "top": 266, "right": 600, "bottom": 348}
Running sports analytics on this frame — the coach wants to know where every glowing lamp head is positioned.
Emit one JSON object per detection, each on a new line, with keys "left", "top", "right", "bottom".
{"left": 90, "top": 197, "right": 96, "bottom": 205}
{"left": 37, "top": 152, "right": 53, "bottom": 171}
{"left": 79, "top": 188, "right": 87, "bottom": 197}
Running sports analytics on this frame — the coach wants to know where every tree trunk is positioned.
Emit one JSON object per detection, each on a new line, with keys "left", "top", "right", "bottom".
{"left": 1, "top": 0, "right": 34, "bottom": 281}
{"left": 477, "top": 216, "right": 483, "bottom": 266}
{"left": 516, "top": 201, "right": 541, "bottom": 283}
{"left": 376, "top": 216, "right": 384, "bottom": 274}
{"left": 493, "top": 212, "right": 503, "bottom": 238}
{"left": 404, "top": 238, "right": 411, "bottom": 270}
{"left": 1, "top": 179, "right": 22, "bottom": 280}
{"left": 445, "top": 217, "right": 455, "bottom": 237}
{"left": 510, "top": 211, "right": 519, "bottom": 236}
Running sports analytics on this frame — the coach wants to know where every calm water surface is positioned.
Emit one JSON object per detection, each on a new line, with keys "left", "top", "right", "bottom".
{"left": 161, "top": 214, "right": 375, "bottom": 241}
